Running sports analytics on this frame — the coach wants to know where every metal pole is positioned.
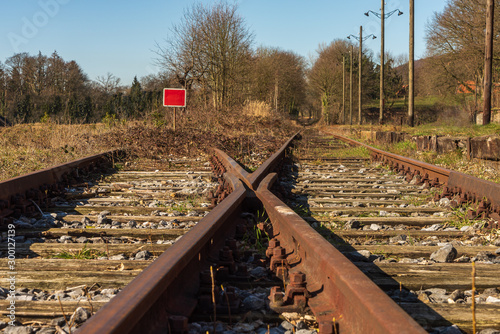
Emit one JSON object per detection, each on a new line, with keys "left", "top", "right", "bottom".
{"left": 408, "top": 0, "right": 415, "bottom": 127}
{"left": 359, "top": 26, "right": 363, "bottom": 125}
{"left": 483, "top": 0, "right": 494, "bottom": 125}
{"left": 350, "top": 45, "right": 353, "bottom": 125}
{"left": 343, "top": 55, "right": 346, "bottom": 124}
{"left": 380, "top": 0, "right": 385, "bottom": 124}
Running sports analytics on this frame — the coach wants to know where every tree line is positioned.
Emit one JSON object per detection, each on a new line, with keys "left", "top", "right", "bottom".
{"left": 0, "top": 50, "right": 168, "bottom": 124}
{"left": 3, "top": 0, "right": 487, "bottom": 126}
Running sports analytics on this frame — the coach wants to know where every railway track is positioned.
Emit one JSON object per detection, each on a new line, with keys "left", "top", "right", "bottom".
{"left": 1, "top": 130, "right": 499, "bottom": 334}
{"left": 281, "top": 132, "right": 500, "bottom": 333}
{"left": 0, "top": 155, "right": 219, "bottom": 333}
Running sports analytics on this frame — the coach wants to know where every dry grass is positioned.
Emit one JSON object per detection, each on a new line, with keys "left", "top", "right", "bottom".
{"left": 242, "top": 100, "right": 272, "bottom": 118}
{"left": 0, "top": 123, "right": 116, "bottom": 181}
{"left": 323, "top": 125, "right": 500, "bottom": 183}
{"left": 0, "top": 107, "right": 300, "bottom": 182}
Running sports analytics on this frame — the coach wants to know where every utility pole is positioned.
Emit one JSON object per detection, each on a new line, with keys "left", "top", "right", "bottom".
{"left": 359, "top": 25, "right": 363, "bottom": 125}
{"left": 343, "top": 55, "right": 346, "bottom": 124}
{"left": 380, "top": 0, "right": 385, "bottom": 124}
{"left": 483, "top": 0, "right": 494, "bottom": 125}
{"left": 408, "top": 0, "right": 415, "bottom": 127}
{"left": 350, "top": 45, "right": 353, "bottom": 125}
{"left": 365, "top": 4, "right": 402, "bottom": 124}
{"left": 348, "top": 29, "right": 376, "bottom": 126}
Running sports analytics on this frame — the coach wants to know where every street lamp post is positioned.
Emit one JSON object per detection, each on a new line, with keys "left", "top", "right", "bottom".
{"left": 365, "top": 3, "right": 403, "bottom": 124}
{"left": 348, "top": 27, "right": 376, "bottom": 125}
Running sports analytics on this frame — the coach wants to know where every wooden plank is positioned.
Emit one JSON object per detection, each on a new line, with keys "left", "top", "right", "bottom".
{"left": 49, "top": 206, "right": 208, "bottom": 216}
{"left": 309, "top": 216, "right": 448, "bottom": 225}
{"left": 332, "top": 230, "right": 464, "bottom": 239}
{"left": 0, "top": 243, "right": 171, "bottom": 257}
{"left": 309, "top": 198, "right": 407, "bottom": 205}
{"left": 0, "top": 258, "right": 151, "bottom": 271}
{"left": 310, "top": 207, "right": 444, "bottom": 214}
{"left": 400, "top": 303, "right": 500, "bottom": 334}
{"left": 354, "top": 262, "right": 500, "bottom": 290}
{"left": 0, "top": 269, "right": 142, "bottom": 290}
{"left": 15, "top": 228, "right": 187, "bottom": 240}
{"left": 0, "top": 301, "right": 108, "bottom": 323}
{"left": 62, "top": 214, "right": 202, "bottom": 223}
{"left": 346, "top": 244, "right": 499, "bottom": 259}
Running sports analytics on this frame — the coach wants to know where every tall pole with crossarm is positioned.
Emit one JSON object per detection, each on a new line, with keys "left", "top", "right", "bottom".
{"left": 380, "top": 0, "right": 385, "bottom": 124}
{"left": 359, "top": 25, "right": 363, "bottom": 125}
{"left": 350, "top": 45, "right": 353, "bottom": 125}
{"left": 409, "top": 0, "right": 415, "bottom": 127}
{"left": 365, "top": 4, "right": 403, "bottom": 124}
{"left": 348, "top": 28, "right": 376, "bottom": 125}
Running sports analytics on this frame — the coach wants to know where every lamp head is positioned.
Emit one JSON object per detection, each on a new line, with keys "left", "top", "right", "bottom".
{"left": 347, "top": 36, "right": 351, "bottom": 39}
{"left": 364, "top": 12, "right": 369, "bottom": 16}
{"left": 398, "top": 10, "right": 403, "bottom": 16}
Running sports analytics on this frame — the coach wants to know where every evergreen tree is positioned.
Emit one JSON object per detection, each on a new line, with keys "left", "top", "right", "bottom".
{"left": 130, "top": 76, "right": 143, "bottom": 116}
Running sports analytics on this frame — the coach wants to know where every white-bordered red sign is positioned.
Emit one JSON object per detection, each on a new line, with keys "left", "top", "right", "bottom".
{"left": 163, "top": 88, "right": 186, "bottom": 107}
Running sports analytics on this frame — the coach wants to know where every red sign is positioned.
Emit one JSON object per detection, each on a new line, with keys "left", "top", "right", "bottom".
{"left": 163, "top": 88, "right": 186, "bottom": 107}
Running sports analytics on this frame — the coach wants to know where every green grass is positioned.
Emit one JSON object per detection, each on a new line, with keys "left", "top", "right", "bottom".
{"left": 322, "top": 146, "right": 371, "bottom": 159}
{"left": 365, "top": 95, "right": 460, "bottom": 110}
{"left": 53, "top": 244, "right": 107, "bottom": 259}
{"left": 410, "top": 123, "right": 500, "bottom": 137}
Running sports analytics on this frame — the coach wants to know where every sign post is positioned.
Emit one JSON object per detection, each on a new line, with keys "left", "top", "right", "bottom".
{"left": 163, "top": 88, "right": 186, "bottom": 131}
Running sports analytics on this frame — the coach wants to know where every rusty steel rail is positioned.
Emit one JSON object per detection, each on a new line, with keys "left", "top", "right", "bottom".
{"left": 332, "top": 134, "right": 500, "bottom": 220}
{"left": 0, "top": 151, "right": 118, "bottom": 226}
{"left": 76, "top": 132, "right": 430, "bottom": 333}
{"left": 213, "top": 131, "right": 300, "bottom": 190}
{"left": 256, "top": 173, "right": 426, "bottom": 334}
{"left": 77, "top": 175, "right": 247, "bottom": 333}
{"left": 77, "top": 137, "right": 300, "bottom": 333}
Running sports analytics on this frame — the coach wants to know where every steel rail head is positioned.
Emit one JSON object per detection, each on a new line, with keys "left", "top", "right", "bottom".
{"left": 246, "top": 132, "right": 300, "bottom": 190}
{"left": 212, "top": 148, "right": 252, "bottom": 189}
{"left": 330, "top": 134, "right": 451, "bottom": 184}
{"left": 76, "top": 180, "right": 247, "bottom": 334}
{"left": 331, "top": 132, "right": 500, "bottom": 211}
{"left": 256, "top": 173, "right": 427, "bottom": 334}
{"left": 78, "top": 133, "right": 301, "bottom": 333}
{"left": 0, "top": 150, "right": 121, "bottom": 227}
{"left": 0, "top": 150, "right": 119, "bottom": 202}
{"left": 212, "top": 132, "right": 301, "bottom": 191}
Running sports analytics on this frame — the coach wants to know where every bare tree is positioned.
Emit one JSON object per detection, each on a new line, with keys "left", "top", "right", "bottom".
{"left": 425, "top": 0, "right": 500, "bottom": 121}
{"left": 95, "top": 72, "right": 121, "bottom": 94}
{"left": 250, "top": 47, "right": 306, "bottom": 114}
{"left": 155, "top": 1, "right": 253, "bottom": 110}
{"left": 425, "top": 0, "right": 500, "bottom": 96}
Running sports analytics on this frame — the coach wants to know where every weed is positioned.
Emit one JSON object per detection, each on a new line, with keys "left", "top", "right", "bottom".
{"left": 53, "top": 244, "right": 107, "bottom": 259}
{"left": 254, "top": 225, "right": 270, "bottom": 253}
{"left": 293, "top": 205, "right": 311, "bottom": 217}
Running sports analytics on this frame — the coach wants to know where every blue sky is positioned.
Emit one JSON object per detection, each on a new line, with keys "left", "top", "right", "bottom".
{"left": 0, "top": 0, "right": 448, "bottom": 85}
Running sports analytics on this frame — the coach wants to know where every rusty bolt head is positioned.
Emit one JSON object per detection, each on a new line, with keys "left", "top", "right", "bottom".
{"left": 169, "top": 315, "right": 188, "bottom": 333}
{"left": 220, "top": 246, "right": 233, "bottom": 261}
{"left": 268, "top": 238, "right": 280, "bottom": 248}
{"left": 269, "top": 286, "right": 284, "bottom": 305}
{"left": 225, "top": 238, "right": 237, "bottom": 250}
{"left": 273, "top": 246, "right": 286, "bottom": 258}
{"left": 319, "top": 321, "right": 334, "bottom": 334}
{"left": 290, "top": 271, "right": 306, "bottom": 286}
